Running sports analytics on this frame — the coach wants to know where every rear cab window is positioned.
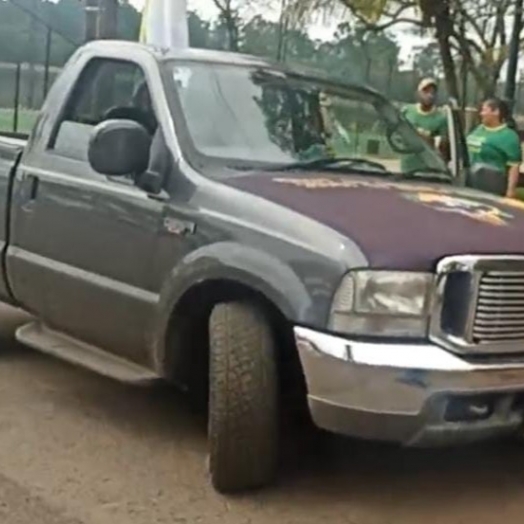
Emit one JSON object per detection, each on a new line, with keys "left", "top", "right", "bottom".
{"left": 49, "top": 59, "right": 155, "bottom": 166}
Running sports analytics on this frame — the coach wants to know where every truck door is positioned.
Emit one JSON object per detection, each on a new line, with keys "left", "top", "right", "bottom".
{"left": 7, "top": 57, "right": 170, "bottom": 366}
{"left": 444, "top": 98, "right": 470, "bottom": 183}
{"left": 0, "top": 138, "right": 23, "bottom": 304}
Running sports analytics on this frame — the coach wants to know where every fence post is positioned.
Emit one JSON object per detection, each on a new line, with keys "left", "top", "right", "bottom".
{"left": 13, "top": 63, "right": 22, "bottom": 134}
{"left": 43, "top": 28, "right": 52, "bottom": 99}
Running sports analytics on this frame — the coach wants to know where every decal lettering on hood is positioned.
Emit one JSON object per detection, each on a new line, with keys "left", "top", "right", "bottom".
{"left": 274, "top": 177, "right": 444, "bottom": 192}
{"left": 274, "top": 177, "right": 516, "bottom": 227}
{"left": 227, "top": 173, "right": 524, "bottom": 270}
{"left": 402, "top": 192, "right": 512, "bottom": 226}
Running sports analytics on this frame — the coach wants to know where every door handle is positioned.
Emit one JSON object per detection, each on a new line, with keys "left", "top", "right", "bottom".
{"left": 147, "top": 189, "right": 169, "bottom": 202}
{"left": 20, "top": 173, "right": 39, "bottom": 210}
{"left": 27, "top": 174, "right": 39, "bottom": 201}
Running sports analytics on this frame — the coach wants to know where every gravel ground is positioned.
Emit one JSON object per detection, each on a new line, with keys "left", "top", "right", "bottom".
{"left": 0, "top": 304, "right": 523, "bottom": 524}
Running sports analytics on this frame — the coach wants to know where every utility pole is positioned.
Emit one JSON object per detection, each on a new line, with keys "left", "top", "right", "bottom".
{"left": 83, "top": 0, "right": 118, "bottom": 42}
{"left": 26, "top": 0, "right": 38, "bottom": 109}
{"left": 84, "top": 0, "right": 99, "bottom": 42}
{"left": 505, "top": 0, "right": 524, "bottom": 111}
{"left": 277, "top": 0, "right": 288, "bottom": 62}
{"left": 459, "top": 13, "right": 468, "bottom": 111}
{"left": 98, "top": 0, "right": 118, "bottom": 40}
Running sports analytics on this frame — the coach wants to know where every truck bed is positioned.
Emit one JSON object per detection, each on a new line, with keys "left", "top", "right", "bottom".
{"left": 0, "top": 134, "right": 27, "bottom": 157}
{"left": 0, "top": 133, "right": 26, "bottom": 304}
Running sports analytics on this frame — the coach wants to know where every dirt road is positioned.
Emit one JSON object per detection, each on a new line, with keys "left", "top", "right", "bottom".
{"left": 0, "top": 304, "right": 523, "bottom": 524}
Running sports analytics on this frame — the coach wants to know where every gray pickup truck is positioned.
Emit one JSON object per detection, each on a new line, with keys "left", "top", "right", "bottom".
{"left": 2, "top": 40, "right": 524, "bottom": 493}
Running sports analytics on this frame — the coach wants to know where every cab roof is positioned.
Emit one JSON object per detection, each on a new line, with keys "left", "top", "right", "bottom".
{"left": 83, "top": 40, "right": 378, "bottom": 96}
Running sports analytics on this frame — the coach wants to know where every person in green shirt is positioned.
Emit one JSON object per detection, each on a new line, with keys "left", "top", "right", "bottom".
{"left": 401, "top": 78, "right": 448, "bottom": 173}
{"left": 467, "top": 97, "right": 522, "bottom": 198}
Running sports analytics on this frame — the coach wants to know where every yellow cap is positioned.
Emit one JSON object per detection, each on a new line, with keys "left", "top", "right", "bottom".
{"left": 418, "top": 78, "right": 437, "bottom": 92}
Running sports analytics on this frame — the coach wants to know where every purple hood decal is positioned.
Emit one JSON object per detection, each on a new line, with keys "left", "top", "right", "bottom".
{"left": 227, "top": 174, "right": 524, "bottom": 271}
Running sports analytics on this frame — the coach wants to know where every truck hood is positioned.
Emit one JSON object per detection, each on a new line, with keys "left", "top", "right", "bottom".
{"left": 227, "top": 173, "right": 524, "bottom": 271}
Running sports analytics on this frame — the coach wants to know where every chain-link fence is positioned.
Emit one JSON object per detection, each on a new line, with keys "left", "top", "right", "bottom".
{"left": 2, "top": 1, "right": 524, "bottom": 137}
{"left": 0, "top": 61, "right": 64, "bottom": 134}
{"left": 0, "top": 0, "right": 79, "bottom": 135}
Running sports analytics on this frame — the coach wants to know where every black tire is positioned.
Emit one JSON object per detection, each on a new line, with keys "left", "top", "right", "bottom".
{"left": 208, "top": 301, "right": 279, "bottom": 493}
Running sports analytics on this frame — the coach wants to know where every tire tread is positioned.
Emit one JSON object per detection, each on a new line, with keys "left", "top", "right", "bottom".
{"left": 209, "top": 302, "right": 278, "bottom": 493}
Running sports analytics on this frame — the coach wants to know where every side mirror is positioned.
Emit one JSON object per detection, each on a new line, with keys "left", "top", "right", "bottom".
{"left": 466, "top": 164, "right": 507, "bottom": 196}
{"left": 88, "top": 119, "right": 152, "bottom": 177}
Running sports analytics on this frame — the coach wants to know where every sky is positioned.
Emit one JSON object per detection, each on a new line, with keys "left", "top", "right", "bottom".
{"left": 129, "top": 0, "right": 337, "bottom": 39}
{"left": 129, "top": 0, "right": 425, "bottom": 64}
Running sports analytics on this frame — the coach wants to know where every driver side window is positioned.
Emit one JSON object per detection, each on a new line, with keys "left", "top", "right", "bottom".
{"left": 49, "top": 58, "right": 154, "bottom": 164}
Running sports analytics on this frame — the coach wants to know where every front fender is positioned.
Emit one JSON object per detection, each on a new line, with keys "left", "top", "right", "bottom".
{"left": 149, "top": 242, "right": 315, "bottom": 372}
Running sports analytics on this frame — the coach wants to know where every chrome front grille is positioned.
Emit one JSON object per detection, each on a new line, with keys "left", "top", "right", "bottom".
{"left": 473, "top": 272, "right": 524, "bottom": 344}
{"left": 432, "top": 255, "right": 524, "bottom": 354}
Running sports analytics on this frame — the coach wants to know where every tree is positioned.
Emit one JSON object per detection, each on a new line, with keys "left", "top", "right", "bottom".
{"left": 505, "top": 0, "right": 524, "bottom": 108}
{"left": 118, "top": 0, "right": 141, "bottom": 40}
{"left": 317, "top": 22, "right": 400, "bottom": 87}
{"left": 0, "top": 0, "right": 451, "bottom": 113}
{"left": 188, "top": 11, "right": 213, "bottom": 48}
{"left": 413, "top": 42, "right": 441, "bottom": 80}
{"left": 211, "top": 0, "right": 242, "bottom": 51}
{"left": 286, "top": 0, "right": 521, "bottom": 102}
{"left": 242, "top": 15, "right": 282, "bottom": 58}
{"left": 240, "top": 15, "right": 402, "bottom": 97}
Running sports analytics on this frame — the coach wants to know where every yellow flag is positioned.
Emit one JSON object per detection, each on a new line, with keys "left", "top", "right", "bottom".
{"left": 139, "top": 0, "right": 189, "bottom": 49}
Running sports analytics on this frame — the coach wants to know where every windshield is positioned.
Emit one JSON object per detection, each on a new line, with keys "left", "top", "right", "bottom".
{"left": 165, "top": 61, "right": 449, "bottom": 177}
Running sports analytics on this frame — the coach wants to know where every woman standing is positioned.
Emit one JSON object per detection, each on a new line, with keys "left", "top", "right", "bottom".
{"left": 467, "top": 98, "right": 522, "bottom": 198}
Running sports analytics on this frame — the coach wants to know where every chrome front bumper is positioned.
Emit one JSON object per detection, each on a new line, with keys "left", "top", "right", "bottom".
{"left": 295, "top": 327, "right": 524, "bottom": 447}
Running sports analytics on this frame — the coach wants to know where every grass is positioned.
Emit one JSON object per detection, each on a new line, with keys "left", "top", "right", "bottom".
{"left": 0, "top": 108, "right": 39, "bottom": 135}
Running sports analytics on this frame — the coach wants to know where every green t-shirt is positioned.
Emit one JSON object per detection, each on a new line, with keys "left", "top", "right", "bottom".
{"left": 467, "top": 124, "right": 522, "bottom": 174}
{"left": 402, "top": 104, "right": 448, "bottom": 138}
{"left": 401, "top": 104, "right": 447, "bottom": 173}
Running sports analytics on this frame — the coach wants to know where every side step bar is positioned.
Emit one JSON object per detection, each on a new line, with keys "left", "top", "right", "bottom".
{"left": 16, "top": 322, "right": 161, "bottom": 385}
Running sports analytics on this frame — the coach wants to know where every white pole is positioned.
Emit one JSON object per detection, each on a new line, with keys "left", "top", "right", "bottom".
{"left": 140, "top": 0, "right": 189, "bottom": 49}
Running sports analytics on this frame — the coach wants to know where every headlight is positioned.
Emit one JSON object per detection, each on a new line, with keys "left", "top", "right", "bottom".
{"left": 329, "top": 271, "right": 434, "bottom": 338}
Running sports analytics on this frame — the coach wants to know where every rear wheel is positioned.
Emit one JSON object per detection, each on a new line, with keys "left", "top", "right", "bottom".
{"left": 208, "top": 301, "right": 279, "bottom": 493}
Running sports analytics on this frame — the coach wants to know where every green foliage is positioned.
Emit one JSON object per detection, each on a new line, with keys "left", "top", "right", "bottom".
{"left": 0, "top": 0, "right": 422, "bottom": 124}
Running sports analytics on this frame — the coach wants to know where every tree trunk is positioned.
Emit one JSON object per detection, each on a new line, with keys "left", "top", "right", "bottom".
{"left": 505, "top": 0, "right": 524, "bottom": 109}
{"left": 433, "top": 3, "right": 459, "bottom": 101}
{"left": 226, "top": 13, "right": 239, "bottom": 51}
{"left": 418, "top": 0, "right": 459, "bottom": 100}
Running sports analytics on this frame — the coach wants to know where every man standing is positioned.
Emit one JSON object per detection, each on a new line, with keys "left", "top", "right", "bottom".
{"left": 401, "top": 78, "right": 448, "bottom": 173}
{"left": 403, "top": 78, "right": 448, "bottom": 144}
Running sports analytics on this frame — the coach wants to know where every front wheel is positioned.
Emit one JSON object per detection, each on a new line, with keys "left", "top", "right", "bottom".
{"left": 208, "top": 302, "right": 279, "bottom": 493}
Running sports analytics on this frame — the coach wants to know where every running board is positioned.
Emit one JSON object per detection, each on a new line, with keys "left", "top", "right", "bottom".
{"left": 16, "top": 322, "right": 161, "bottom": 385}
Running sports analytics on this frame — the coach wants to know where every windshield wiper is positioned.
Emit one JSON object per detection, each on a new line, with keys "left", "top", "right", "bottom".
{"left": 395, "top": 168, "right": 453, "bottom": 183}
{"left": 265, "top": 156, "right": 389, "bottom": 173}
